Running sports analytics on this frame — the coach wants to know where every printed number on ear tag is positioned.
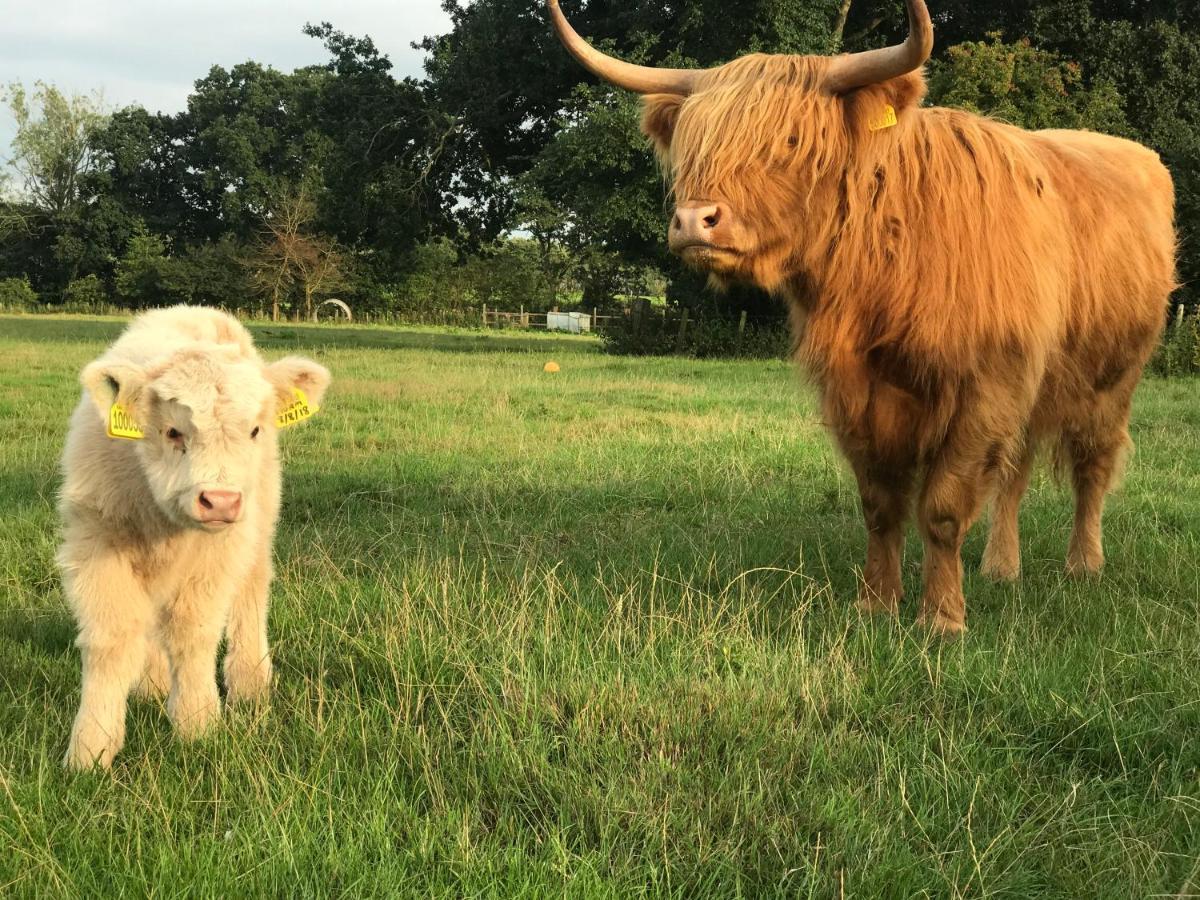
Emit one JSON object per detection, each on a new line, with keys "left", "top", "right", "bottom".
{"left": 868, "top": 104, "right": 898, "bottom": 132}
{"left": 107, "top": 402, "right": 145, "bottom": 440}
{"left": 276, "top": 387, "right": 318, "bottom": 429}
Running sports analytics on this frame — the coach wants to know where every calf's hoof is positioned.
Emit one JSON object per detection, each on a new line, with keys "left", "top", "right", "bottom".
{"left": 168, "top": 689, "right": 221, "bottom": 741}
{"left": 64, "top": 720, "right": 122, "bottom": 771}
{"left": 224, "top": 654, "right": 273, "bottom": 704}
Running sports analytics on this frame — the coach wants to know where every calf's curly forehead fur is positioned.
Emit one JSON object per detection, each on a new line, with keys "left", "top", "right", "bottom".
{"left": 552, "top": 3, "right": 1178, "bottom": 632}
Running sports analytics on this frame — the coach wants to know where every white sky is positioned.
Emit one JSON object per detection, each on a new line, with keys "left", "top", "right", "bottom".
{"left": 0, "top": 0, "right": 452, "bottom": 162}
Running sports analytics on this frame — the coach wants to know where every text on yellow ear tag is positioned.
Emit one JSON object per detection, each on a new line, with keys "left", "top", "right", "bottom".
{"left": 868, "top": 104, "right": 898, "bottom": 132}
{"left": 107, "top": 402, "right": 144, "bottom": 440}
{"left": 276, "top": 387, "right": 318, "bottom": 429}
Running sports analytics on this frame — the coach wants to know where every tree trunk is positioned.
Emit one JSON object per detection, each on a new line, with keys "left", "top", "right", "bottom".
{"left": 832, "top": 0, "right": 853, "bottom": 49}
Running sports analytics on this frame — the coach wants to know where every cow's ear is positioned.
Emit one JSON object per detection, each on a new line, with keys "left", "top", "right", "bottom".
{"left": 80, "top": 360, "right": 148, "bottom": 424}
{"left": 642, "top": 93, "right": 684, "bottom": 158}
{"left": 844, "top": 70, "right": 927, "bottom": 131}
{"left": 266, "top": 356, "right": 331, "bottom": 416}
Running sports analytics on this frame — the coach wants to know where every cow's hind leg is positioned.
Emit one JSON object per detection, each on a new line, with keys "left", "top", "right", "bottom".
{"left": 852, "top": 460, "right": 915, "bottom": 616}
{"left": 133, "top": 639, "right": 170, "bottom": 700}
{"left": 1065, "top": 429, "right": 1130, "bottom": 577}
{"left": 981, "top": 439, "right": 1036, "bottom": 581}
{"left": 1064, "top": 373, "right": 1140, "bottom": 577}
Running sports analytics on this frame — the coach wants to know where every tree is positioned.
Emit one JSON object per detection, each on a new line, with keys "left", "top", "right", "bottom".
{"left": 245, "top": 186, "right": 348, "bottom": 321}
{"left": 926, "top": 33, "right": 1127, "bottom": 133}
{"left": 3, "top": 82, "right": 107, "bottom": 217}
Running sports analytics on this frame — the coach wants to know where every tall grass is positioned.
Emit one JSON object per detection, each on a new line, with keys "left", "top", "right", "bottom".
{"left": 0, "top": 314, "right": 1197, "bottom": 897}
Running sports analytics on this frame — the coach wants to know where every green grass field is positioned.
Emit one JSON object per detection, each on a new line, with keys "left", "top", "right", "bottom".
{"left": 1, "top": 313, "right": 1198, "bottom": 897}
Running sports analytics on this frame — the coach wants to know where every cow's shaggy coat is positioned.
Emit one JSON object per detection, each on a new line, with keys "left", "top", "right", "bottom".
{"left": 550, "top": 1, "right": 1177, "bottom": 632}
{"left": 59, "top": 306, "right": 329, "bottom": 769}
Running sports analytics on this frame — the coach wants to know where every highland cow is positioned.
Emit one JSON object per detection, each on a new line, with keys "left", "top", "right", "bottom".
{"left": 548, "top": 0, "right": 1177, "bottom": 632}
{"left": 60, "top": 306, "right": 330, "bottom": 769}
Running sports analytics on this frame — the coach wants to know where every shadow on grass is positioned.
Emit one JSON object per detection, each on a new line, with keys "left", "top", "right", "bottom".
{"left": 0, "top": 315, "right": 603, "bottom": 357}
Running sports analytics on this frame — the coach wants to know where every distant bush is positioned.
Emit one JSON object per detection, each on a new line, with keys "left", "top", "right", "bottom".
{"left": 0, "top": 276, "right": 38, "bottom": 309}
{"left": 64, "top": 274, "right": 108, "bottom": 307}
{"left": 1149, "top": 306, "right": 1200, "bottom": 377}
{"left": 602, "top": 307, "right": 790, "bottom": 359}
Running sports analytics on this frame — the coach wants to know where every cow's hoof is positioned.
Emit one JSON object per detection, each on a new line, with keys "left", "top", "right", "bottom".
{"left": 1065, "top": 553, "right": 1103, "bottom": 578}
{"left": 916, "top": 611, "right": 966, "bottom": 637}
{"left": 980, "top": 550, "right": 1020, "bottom": 582}
{"left": 855, "top": 592, "right": 900, "bottom": 617}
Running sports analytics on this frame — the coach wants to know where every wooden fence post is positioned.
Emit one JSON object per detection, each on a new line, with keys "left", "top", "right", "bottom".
{"left": 482, "top": 303, "right": 488, "bottom": 328}
{"left": 520, "top": 305, "right": 528, "bottom": 328}
{"left": 737, "top": 310, "right": 747, "bottom": 350}
{"left": 675, "top": 308, "right": 690, "bottom": 354}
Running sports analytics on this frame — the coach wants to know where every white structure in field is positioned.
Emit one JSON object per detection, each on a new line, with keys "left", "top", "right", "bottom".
{"left": 546, "top": 311, "right": 592, "bottom": 334}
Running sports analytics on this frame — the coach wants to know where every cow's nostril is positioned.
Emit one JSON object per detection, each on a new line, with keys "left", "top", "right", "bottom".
{"left": 672, "top": 214, "right": 682, "bottom": 231}
{"left": 199, "top": 493, "right": 214, "bottom": 510}
{"left": 703, "top": 208, "right": 721, "bottom": 228}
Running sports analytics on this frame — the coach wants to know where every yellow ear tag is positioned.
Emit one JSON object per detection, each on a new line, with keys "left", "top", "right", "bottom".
{"left": 276, "top": 387, "right": 318, "bottom": 429}
{"left": 868, "top": 104, "right": 898, "bottom": 132}
{"left": 107, "top": 402, "right": 145, "bottom": 440}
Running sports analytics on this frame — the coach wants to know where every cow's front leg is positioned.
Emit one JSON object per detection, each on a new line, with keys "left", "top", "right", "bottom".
{"left": 63, "top": 550, "right": 152, "bottom": 770}
{"left": 223, "top": 551, "right": 274, "bottom": 704}
{"left": 851, "top": 459, "right": 915, "bottom": 616}
{"left": 916, "top": 442, "right": 998, "bottom": 635}
{"left": 163, "top": 576, "right": 236, "bottom": 740}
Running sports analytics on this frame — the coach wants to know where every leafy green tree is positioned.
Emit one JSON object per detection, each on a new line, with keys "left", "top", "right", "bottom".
{"left": 926, "top": 33, "right": 1127, "bottom": 133}
{"left": 2, "top": 81, "right": 107, "bottom": 217}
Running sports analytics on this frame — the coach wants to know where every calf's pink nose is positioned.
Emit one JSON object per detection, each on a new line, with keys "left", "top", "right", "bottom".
{"left": 196, "top": 490, "right": 242, "bottom": 523}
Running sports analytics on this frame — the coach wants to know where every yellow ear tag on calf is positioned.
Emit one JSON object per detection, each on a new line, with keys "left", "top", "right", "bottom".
{"left": 107, "top": 402, "right": 145, "bottom": 440}
{"left": 276, "top": 387, "right": 318, "bottom": 429}
{"left": 868, "top": 104, "right": 898, "bottom": 132}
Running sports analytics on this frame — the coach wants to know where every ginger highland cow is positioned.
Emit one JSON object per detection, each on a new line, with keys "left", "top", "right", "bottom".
{"left": 547, "top": 0, "right": 1177, "bottom": 632}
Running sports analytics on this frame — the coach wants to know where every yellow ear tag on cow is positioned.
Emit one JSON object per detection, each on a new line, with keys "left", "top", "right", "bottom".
{"left": 276, "top": 387, "right": 318, "bottom": 429}
{"left": 868, "top": 104, "right": 898, "bottom": 132}
{"left": 107, "top": 402, "right": 144, "bottom": 440}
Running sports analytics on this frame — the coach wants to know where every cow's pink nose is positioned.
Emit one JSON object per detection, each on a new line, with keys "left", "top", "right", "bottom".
{"left": 196, "top": 490, "right": 242, "bottom": 523}
{"left": 669, "top": 201, "right": 728, "bottom": 252}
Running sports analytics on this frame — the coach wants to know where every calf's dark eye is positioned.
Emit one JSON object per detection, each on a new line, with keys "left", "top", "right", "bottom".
{"left": 166, "top": 427, "right": 182, "bottom": 440}
{"left": 250, "top": 426, "right": 260, "bottom": 439}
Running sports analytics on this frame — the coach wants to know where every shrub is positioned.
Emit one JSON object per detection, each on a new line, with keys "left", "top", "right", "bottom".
{"left": 601, "top": 307, "right": 790, "bottom": 359}
{"left": 0, "top": 276, "right": 38, "bottom": 309}
{"left": 63, "top": 274, "right": 109, "bottom": 308}
{"left": 1149, "top": 305, "right": 1200, "bottom": 377}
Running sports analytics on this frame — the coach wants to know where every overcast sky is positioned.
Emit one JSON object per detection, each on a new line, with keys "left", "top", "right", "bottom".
{"left": 0, "top": 0, "right": 452, "bottom": 161}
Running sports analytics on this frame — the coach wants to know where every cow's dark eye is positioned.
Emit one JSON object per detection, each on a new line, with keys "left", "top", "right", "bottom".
{"left": 787, "top": 136, "right": 799, "bottom": 147}
{"left": 250, "top": 426, "right": 260, "bottom": 439}
{"left": 166, "top": 427, "right": 182, "bottom": 440}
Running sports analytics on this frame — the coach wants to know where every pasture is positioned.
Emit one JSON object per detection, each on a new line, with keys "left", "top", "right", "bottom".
{"left": 1, "top": 314, "right": 1198, "bottom": 897}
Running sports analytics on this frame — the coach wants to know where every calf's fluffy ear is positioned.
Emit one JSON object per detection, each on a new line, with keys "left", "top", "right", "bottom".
{"left": 80, "top": 360, "right": 148, "bottom": 423}
{"left": 266, "top": 356, "right": 331, "bottom": 416}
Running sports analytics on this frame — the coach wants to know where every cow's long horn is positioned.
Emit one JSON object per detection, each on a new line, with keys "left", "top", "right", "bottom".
{"left": 823, "top": 0, "right": 934, "bottom": 94}
{"left": 547, "top": 0, "right": 699, "bottom": 96}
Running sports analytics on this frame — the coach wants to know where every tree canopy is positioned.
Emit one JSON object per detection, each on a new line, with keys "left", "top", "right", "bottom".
{"left": 0, "top": 0, "right": 1196, "bottom": 319}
